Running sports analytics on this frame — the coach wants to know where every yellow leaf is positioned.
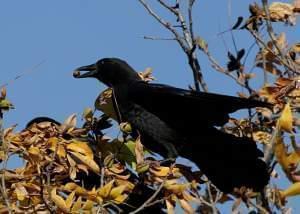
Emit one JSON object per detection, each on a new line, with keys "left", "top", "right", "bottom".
{"left": 98, "top": 180, "right": 114, "bottom": 198}
{"left": 281, "top": 182, "right": 300, "bottom": 198}
{"left": 28, "top": 146, "right": 40, "bottom": 156}
{"left": 120, "top": 122, "right": 132, "bottom": 133}
{"left": 66, "top": 191, "right": 76, "bottom": 208}
{"left": 164, "top": 180, "right": 190, "bottom": 194}
{"left": 292, "top": 43, "right": 300, "bottom": 53}
{"left": 69, "top": 166, "right": 77, "bottom": 180}
{"left": 286, "top": 152, "right": 300, "bottom": 166}
{"left": 69, "top": 151, "right": 100, "bottom": 173}
{"left": 14, "top": 184, "right": 28, "bottom": 201}
{"left": 88, "top": 187, "right": 97, "bottom": 201}
{"left": 115, "top": 179, "right": 135, "bottom": 191}
{"left": 48, "top": 137, "right": 66, "bottom": 157}
{"left": 253, "top": 131, "right": 271, "bottom": 144}
{"left": 64, "top": 183, "right": 87, "bottom": 195}
{"left": 71, "top": 196, "right": 82, "bottom": 212}
{"left": 274, "top": 135, "right": 290, "bottom": 172}
{"left": 82, "top": 200, "right": 94, "bottom": 210}
{"left": 278, "top": 102, "right": 293, "bottom": 133}
{"left": 67, "top": 142, "right": 93, "bottom": 159}
{"left": 113, "top": 194, "right": 128, "bottom": 204}
{"left": 150, "top": 166, "right": 180, "bottom": 177}
{"left": 109, "top": 164, "right": 126, "bottom": 174}
{"left": 110, "top": 185, "right": 126, "bottom": 199}
{"left": 51, "top": 188, "right": 69, "bottom": 213}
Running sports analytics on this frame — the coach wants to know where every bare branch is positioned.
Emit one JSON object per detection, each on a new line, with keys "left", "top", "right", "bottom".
{"left": 188, "top": 0, "right": 196, "bottom": 42}
{"left": 138, "top": 0, "right": 188, "bottom": 52}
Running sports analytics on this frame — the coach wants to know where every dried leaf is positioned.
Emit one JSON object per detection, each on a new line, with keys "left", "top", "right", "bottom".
{"left": 95, "top": 88, "right": 118, "bottom": 121}
{"left": 257, "top": 62, "right": 282, "bottom": 75}
{"left": 135, "top": 136, "right": 144, "bottom": 164}
{"left": 64, "top": 183, "right": 87, "bottom": 195}
{"left": 65, "top": 191, "right": 76, "bottom": 209}
{"left": 195, "top": 36, "right": 208, "bottom": 52}
{"left": 269, "top": 2, "right": 295, "bottom": 24}
{"left": 150, "top": 166, "right": 180, "bottom": 177}
{"left": 60, "top": 114, "right": 77, "bottom": 133}
{"left": 138, "top": 67, "right": 155, "bottom": 82}
{"left": 164, "top": 180, "right": 190, "bottom": 194}
{"left": 274, "top": 135, "right": 290, "bottom": 175}
{"left": 82, "top": 107, "right": 93, "bottom": 122}
{"left": 28, "top": 146, "right": 40, "bottom": 156}
{"left": 136, "top": 162, "right": 150, "bottom": 174}
{"left": 281, "top": 182, "right": 300, "bottom": 198}
{"left": 253, "top": 131, "right": 272, "bottom": 144}
{"left": 71, "top": 196, "right": 82, "bottom": 212}
{"left": 51, "top": 188, "right": 69, "bottom": 213}
{"left": 278, "top": 102, "right": 293, "bottom": 133}
{"left": 110, "top": 185, "right": 127, "bottom": 200}
{"left": 98, "top": 180, "right": 114, "bottom": 198}
{"left": 1, "top": 87, "right": 6, "bottom": 99}
{"left": 82, "top": 200, "right": 94, "bottom": 210}
{"left": 69, "top": 151, "right": 100, "bottom": 173}
{"left": 232, "top": 16, "right": 244, "bottom": 30}
{"left": 14, "top": 184, "right": 28, "bottom": 201}
{"left": 120, "top": 122, "right": 132, "bottom": 134}
{"left": 291, "top": 43, "right": 300, "bottom": 53}
{"left": 0, "top": 99, "right": 14, "bottom": 110}
{"left": 67, "top": 141, "right": 93, "bottom": 159}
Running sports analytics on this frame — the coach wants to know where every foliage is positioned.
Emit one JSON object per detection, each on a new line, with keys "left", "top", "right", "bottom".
{"left": 1, "top": 0, "right": 300, "bottom": 213}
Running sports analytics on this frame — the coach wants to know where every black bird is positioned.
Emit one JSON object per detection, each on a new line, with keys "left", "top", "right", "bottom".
{"left": 74, "top": 58, "right": 270, "bottom": 193}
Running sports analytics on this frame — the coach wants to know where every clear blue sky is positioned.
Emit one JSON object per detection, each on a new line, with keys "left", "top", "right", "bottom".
{"left": 1, "top": 0, "right": 299, "bottom": 212}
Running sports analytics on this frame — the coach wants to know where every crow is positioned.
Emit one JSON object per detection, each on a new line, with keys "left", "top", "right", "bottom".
{"left": 73, "top": 58, "right": 270, "bottom": 192}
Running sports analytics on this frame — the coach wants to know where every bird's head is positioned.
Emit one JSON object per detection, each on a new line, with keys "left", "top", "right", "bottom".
{"left": 73, "top": 58, "right": 141, "bottom": 87}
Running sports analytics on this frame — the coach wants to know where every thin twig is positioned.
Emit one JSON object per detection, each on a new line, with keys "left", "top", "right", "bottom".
{"left": 0, "top": 60, "right": 46, "bottom": 89}
{"left": 206, "top": 182, "right": 218, "bottom": 214}
{"left": 129, "top": 180, "right": 165, "bottom": 214}
{"left": 248, "top": 198, "right": 270, "bottom": 214}
{"left": 138, "top": 0, "right": 188, "bottom": 52}
{"left": 143, "top": 36, "right": 176, "bottom": 41}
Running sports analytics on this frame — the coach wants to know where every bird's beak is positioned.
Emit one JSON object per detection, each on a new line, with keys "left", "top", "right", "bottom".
{"left": 73, "top": 63, "right": 97, "bottom": 78}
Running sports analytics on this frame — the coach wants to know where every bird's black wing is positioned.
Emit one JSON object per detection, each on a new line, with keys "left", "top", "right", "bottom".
{"left": 127, "top": 81, "right": 270, "bottom": 192}
{"left": 127, "top": 81, "right": 270, "bottom": 132}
